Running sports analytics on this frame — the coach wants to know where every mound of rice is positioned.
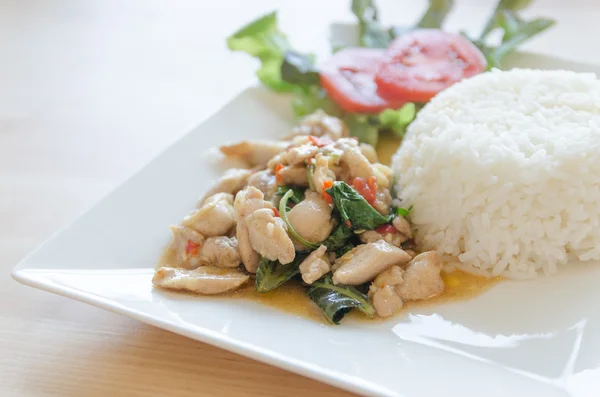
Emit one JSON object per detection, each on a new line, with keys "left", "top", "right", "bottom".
{"left": 392, "top": 69, "right": 600, "bottom": 279}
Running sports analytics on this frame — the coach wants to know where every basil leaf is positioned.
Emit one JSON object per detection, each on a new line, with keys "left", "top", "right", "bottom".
{"left": 416, "top": 0, "right": 455, "bottom": 29}
{"left": 335, "top": 242, "right": 357, "bottom": 257}
{"left": 255, "top": 255, "right": 305, "bottom": 293}
{"left": 275, "top": 185, "right": 305, "bottom": 204}
{"left": 281, "top": 51, "right": 319, "bottom": 85}
{"left": 307, "top": 275, "right": 375, "bottom": 324}
{"left": 227, "top": 12, "right": 294, "bottom": 92}
{"left": 396, "top": 205, "right": 413, "bottom": 217}
{"left": 351, "top": 0, "right": 392, "bottom": 48}
{"left": 326, "top": 181, "right": 392, "bottom": 230}
{"left": 379, "top": 103, "right": 417, "bottom": 137}
{"left": 323, "top": 223, "right": 354, "bottom": 251}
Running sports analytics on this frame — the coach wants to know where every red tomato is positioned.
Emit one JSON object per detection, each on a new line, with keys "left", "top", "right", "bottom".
{"left": 319, "top": 48, "right": 409, "bottom": 113}
{"left": 376, "top": 224, "right": 396, "bottom": 235}
{"left": 375, "top": 29, "right": 487, "bottom": 103}
{"left": 352, "top": 177, "right": 376, "bottom": 205}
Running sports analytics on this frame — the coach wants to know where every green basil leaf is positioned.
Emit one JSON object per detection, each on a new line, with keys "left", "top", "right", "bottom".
{"left": 323, "top": 223, "right": 354, "bottom": 251}
{"left": 326, "top": 181, "right": 392, "bottom": 230}
{"left": 255, "top": 255, "right": 305, "bottom": 293}
{"left": 275, "top": 185, "right": 305, "bottom": 204}
{"left": 307, "top": 275, "right": 375, "bottom": 324}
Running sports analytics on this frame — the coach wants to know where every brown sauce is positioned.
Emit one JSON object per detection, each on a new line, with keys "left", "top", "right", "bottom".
{"left": 157, "top": 133, "right": 502, "bottom": 323}
{"left": 219, "top": 271, "right": 500, "bottom": 324}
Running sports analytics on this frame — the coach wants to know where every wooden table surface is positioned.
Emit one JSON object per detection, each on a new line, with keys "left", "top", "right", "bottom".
{"left": 2, "top": 0, "right": 599, "bottom": 395}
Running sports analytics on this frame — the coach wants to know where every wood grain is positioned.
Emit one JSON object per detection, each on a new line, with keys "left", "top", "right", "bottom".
{"left": 1, "top": 0, "right": 598, "bottom": 396}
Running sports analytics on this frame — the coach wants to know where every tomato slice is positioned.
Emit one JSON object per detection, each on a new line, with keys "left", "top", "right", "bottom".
{"left": 352, "top": 177, "right": 376, "bottom": 206}
{"left": 319, "top": 48, "right": 408, "bottom": 114}
{"left": 375, "top": 29, "right": 487, "bottom": 103}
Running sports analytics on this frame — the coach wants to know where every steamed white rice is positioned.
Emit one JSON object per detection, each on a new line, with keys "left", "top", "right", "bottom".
{"left": 392, "top": 69, "right": 600, "bottom": 279}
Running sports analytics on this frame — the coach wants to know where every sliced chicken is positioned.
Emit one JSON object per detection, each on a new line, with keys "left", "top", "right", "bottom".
{"left": 392, "top": 215, "right": 413, "bottom": 239}
{"left": 287, "top": 190, "right": 335, "bottom": 244}
{"left": 277, "top": 165, "right": 309, "bottom": 187}
{"left": 246, "top": 170, "right": 277, "bottom": 201}
{"left": 197, "top": 236, "right": 241, "bottom": 268}
{"left": 291, "top": 109, "right": 349, "bottom": 140}
{"left": 153, "top": 266, "right": 249, "bottom": 294}
{"left": 234, "top": 187, "right": 274, "bottom": 272}
{"left": 368, "top": 266, "right": 405, "bottom": 317}
{"left": 312, "top": 153, "right": 336, "bottom": 195}
{"left": 359, "top": 228, "right": 408, "bottom": 247}
{"left": 182, "top": 193, "right": 236, "bottom": 237}
{"left": 373, "top": 188, "right": 392, "bottom": 216}
{"left": 168, "top": 225, "right": 205, "bottom": 269}
{"left": 299, "top": 245, "right": 331, "bottom": 284}
{"left": 395, "top": 251, "right": 445, "bottom": 301}
{"left": 200, "top": 168, "right": 252, "bottom": 202}
{"left": 332, "top": 240, "right": 411, "bottom": 285}
{"left": 245, "top": 208, "right": 295, "bottom": 264}
{"left": 359, "top": 143, "right": 379, "bottom": 163}
{"left": 268, "top": 143, "right": 319, "bottom": 170}
{"left": 336, "top": 139, "right": 391, "bottom": 189}
{"left": 370, "top": 285, "right": 404, "bottom": 317}
{"left": 220, "top": 140, "right": 289, "bottom": 168}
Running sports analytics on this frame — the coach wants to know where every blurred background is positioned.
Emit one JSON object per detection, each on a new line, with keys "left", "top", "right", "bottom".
{"left": 1, "top": 0, "right": 598, "bottom": 396}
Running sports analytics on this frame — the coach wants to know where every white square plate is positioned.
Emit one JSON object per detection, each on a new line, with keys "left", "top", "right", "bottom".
{"left": 12, "top": 38, "right": 600, "bottom": 396}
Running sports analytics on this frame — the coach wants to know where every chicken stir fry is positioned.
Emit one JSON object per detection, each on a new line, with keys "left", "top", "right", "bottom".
{"left": 153, "top": 110, "right": 447, "bottom": 323}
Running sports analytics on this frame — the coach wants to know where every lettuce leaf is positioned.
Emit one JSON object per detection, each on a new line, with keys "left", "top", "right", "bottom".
{"left": 227, "top": 12, "right": 294, "bottom": 92}
{"left": 416, "top": 0, "right": 455, "bottom": 29}
{"left": 351, "top": 0, "right": 393, "bottom": 48}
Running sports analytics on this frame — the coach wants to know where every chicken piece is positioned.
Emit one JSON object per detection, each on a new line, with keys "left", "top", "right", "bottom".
{"left": 287, "top": 190, "right": 335, "bottom": 244}
{"left": 392, "top": 215, "right": 412, "bottom": 239}
{"left": 291, "top": 109, "right": 349, "bottom": 140}
{"left": 395, "top": 251, "right": 445, "bottom": 301}
{"left": 359, "top": 229, "right": 408, "bottom": 247}
{"left": 371, "top": 285, "right": 404, "bottom": 317}
{"left": 268, "top": 143, "right": 319, "bottom": 170}
{"left": 368, "top": 266, "right": 405, "bottom": 317}
{"left": 312, "top": 153, "right": 336, "bottom": 195}
{"left": 168, "top": 225, "right": 205, "bottom": 269}
{"left": 200, "top": 168, "right": 252, "bottom": 202}
{"left": 197, "top": 236, "right": 241, "bottom": 268}
{"left": 277, "top": 165, "right": 309, "bottom": 187}
{"left": 234, "top": 187, "right": 274, "bottom": 272}
{"left": 359, "top": 143, "right": 379, "bottom": 163}
{"left": 373, "top": 163, "right": 393, "bottom": 183}
{"left": 299, "top": 245, "right": 331, "bottom": 284}
{"left": 245, "top": 208, "right": 296, "bottom": 264}
{"left": 404, "top": 249, "right": 417, "bottom": 258}
{"left": 336, "top": 139, "right": 391, "bottom": 189}
{"left": 220, "top": 140, "right": 289, "bottom": 168}
{"left": 332, "top": 240, "right": 411, "bottom": 285}
{"left": 246, "top": 170, "right": 277, "bottom": 201}
{"left": 182, "top": 193, "right": 236, "bottom": 237}
{"left": 153, "top": 266, "right": 249, "bottom": 294}
{"left": 373, "top": 188, "right": 392, "bottom": 216}
{"left": 372, "top": 265, "right": 404, "bottom": 288}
